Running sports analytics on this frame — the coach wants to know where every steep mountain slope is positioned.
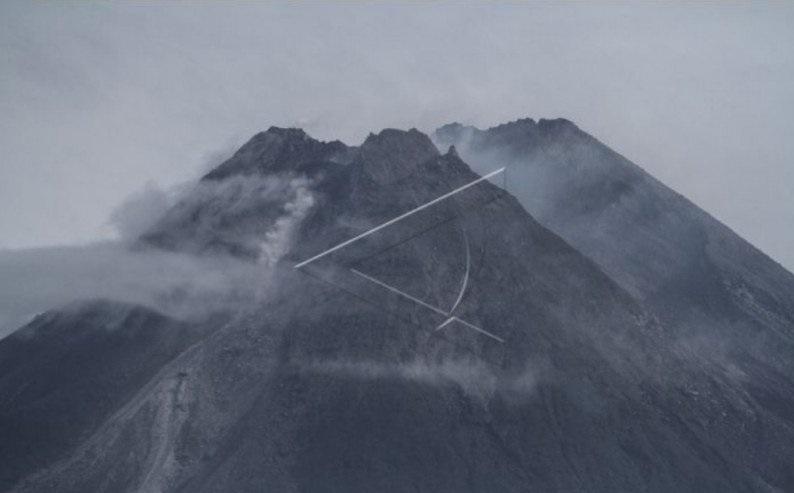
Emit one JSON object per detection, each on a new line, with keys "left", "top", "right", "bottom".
{"left": 3, "top": 125, "right": 794, "bottom": 492}
{"left": 435, "top": 118, "right": 794, "bottom": 334}
{"left": 0, "top": 301, "right": 202, "bottom": 491}
{"left": 436, "top": 118, "right": 794, "bottom": 395}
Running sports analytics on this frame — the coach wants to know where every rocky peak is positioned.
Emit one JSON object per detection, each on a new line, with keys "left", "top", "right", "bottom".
{"left": 487, "top": 118, "right": 583, "bottom": 146}
{"left": 435, "top": 117, "right": 581, "bottom": 146}
{"left": 357, "top": 128, "right": 440, "bottom": 184}
{"left": 434, "top": 117, "right": 590, "bottom": 168}
{"left": 142, "top": 127, "right": 449, "bottom": 259}
{"left": 433, "top": 122, "right": 480, "bottom": 149}
{"left": 202, "top": 126, "right": 347, "bottom": 181}
{"left": 536, "top": 118, "right": 580, "bottom": 137}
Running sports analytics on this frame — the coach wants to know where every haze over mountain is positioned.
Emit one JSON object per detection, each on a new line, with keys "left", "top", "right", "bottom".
{"left": 1, "top": 119, "right": 793, "bottom": 492}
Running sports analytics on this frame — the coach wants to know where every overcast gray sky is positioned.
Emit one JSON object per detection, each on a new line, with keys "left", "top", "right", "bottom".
{"left": 1, "top": 1, "right": 792, "bottom": 271}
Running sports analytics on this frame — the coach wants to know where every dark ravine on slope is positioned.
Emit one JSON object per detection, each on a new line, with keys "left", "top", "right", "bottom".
{"left": 1, "top": 122, "right": 793, "bottom": 492}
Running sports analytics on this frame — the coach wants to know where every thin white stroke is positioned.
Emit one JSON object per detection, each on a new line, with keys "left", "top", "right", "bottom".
{"left": 294, "top": 167, "right": 505, "bottom": 269}
{"left": 452, "top": 317, "right": 505, "bottom": 343}
{"left": 349, "top": 268, "right": 448, "bottom": 317}
{"left": 435, "top": 316, "right": 504, "bottom": 344}
{"left": 350, "top": 268, "right": 504, "bottom": 344}
{"left": 448, "top": 228, "right": 470, "bottom": 315}
{"left": 435, "top": 317, "right": 456, "bottom": 331}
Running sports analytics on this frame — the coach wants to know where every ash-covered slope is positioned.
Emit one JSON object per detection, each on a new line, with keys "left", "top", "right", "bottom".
{"left": 436, "top": 118, "right": 794, "bottom": 378}
{"left": 4, "top": 125, "right": 794, "bottom": 492}
{"left": 435, "top": 118, "right": 794, "bottom": 333}
{"left": 435, "top": 118, "right": 794, "bottom": 488}
{"left": 0, "top": 300, "right": 202, "bottom": 491}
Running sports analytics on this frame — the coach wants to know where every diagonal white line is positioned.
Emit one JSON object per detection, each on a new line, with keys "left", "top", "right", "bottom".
{"left": 452, "top": 317, "right": 505, "bottom": 343}
{"left": 349, "top": 268, "right": 449, "bottom": 316}
{"left": 350, "top": 268, "right": 504, "bottom": 344}
{"left": 294, "top": 167, "right": 505, "bottom": 268}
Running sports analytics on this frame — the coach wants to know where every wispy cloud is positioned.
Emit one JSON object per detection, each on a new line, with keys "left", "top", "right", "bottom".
{"left": 0, "top": 172, "right": 318, "bottom": 338}
{"left": 296, "top": 358, "right": 542, "bottom": 400}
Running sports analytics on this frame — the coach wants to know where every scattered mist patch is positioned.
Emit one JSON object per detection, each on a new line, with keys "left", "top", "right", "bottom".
{"left": 257, "top": 178, "right": 315, "bottom": 265}
{"left": 0, "top": 242, "right": 268, "bottom": 339}
{"left": 195, "top": 139, "right": 244, "bottom": 176}
{"left": 108, "top": 181, "right": 172, "bottom": 241}
{"left": 107, "top": 139, "right": 246, "bottom": 243}
{"left": 1, "top": 171, "right": 320, "bottom": 340}
{"left": 297, "top": 358, "right": 541, "bottom": 400}
{"left": 143, "top": 173, "right": 316, "bottom": 261}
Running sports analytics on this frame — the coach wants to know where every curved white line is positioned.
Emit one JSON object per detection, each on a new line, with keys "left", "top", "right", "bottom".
{"left": 435, "top": 317, "right": 456, "bottom": 331}
{"left": 448, "top": 227, "right": 470, "bottom": 315}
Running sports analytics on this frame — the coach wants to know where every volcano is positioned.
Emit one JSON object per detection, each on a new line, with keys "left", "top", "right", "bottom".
{"left": 2, "top": 120, "right": 793, "bottom": 492}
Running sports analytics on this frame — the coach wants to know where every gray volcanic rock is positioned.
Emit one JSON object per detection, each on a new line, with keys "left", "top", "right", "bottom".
{"left": 202, "top": 127, "right": 349, "bottom": 181}
{"left": 357, "top": 128, "right": 440, "bottom": 184}
{"left": 3, "top": 123, "right": 794, "bottom": 492}
{"left": 140, "top": 127, "right": 346, "bottom": 259}
{"left": 435, "top": 118, "right": 794, "bottom": 354}
{"left": 436, "top": 118, "right": 794, "bottom": 488}
{"left": 435, "top": 118, "right": 794, "bottom": 321}
{"left": 0, "top": 300, "right": 202, "bottom": 491}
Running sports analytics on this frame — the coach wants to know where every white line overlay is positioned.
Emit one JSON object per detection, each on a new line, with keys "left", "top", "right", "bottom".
{"left": 350, "top": 269, "right": 504, "bottom": 343}
{"left": 350, "top": 268, "right": 447, "bottom": 317}
{"left": 435, "top": 317, "right": 456, "bottom": 331}
{"left": 294, "top": 167, "right": 505, "bottom": 269}
{"left": 295, "top": 168, "right": 506, "bottom": 344}
{"left": 449, "top": 317, "right": 505, "bottom": 343}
